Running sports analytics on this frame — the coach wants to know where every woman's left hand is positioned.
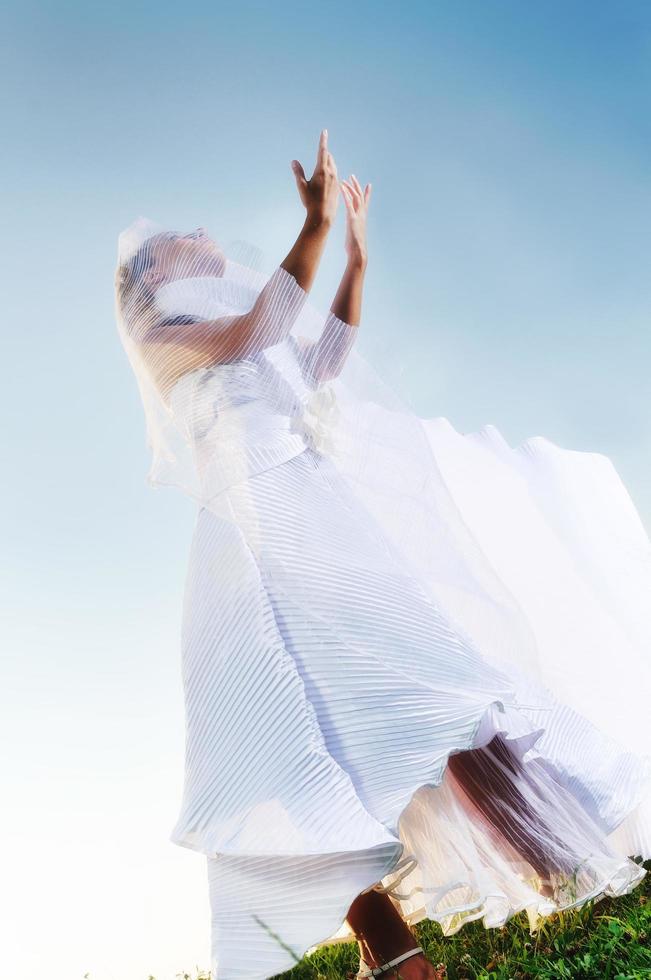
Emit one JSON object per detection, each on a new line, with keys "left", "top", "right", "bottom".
{"left": 340, "top": 174, "right": 371, "bottom": 267}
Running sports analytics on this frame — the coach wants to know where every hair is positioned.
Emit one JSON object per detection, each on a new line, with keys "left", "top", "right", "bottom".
{"left": 116, "top": 233, "right": 198, "bottom": 340}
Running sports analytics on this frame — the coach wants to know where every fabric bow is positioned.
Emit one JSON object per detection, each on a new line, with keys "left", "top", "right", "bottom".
{"left": 294, "top": 382, "right": 341, "bottom": 455}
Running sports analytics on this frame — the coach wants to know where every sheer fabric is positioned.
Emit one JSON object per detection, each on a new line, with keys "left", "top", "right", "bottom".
{"left": 115, "top": 216, "right": 545, "bottom": 685}
{"left": 115, "top": 217, "right": 651, "bottom": 979}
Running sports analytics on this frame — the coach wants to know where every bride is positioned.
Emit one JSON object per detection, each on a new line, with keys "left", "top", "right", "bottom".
{"left": 115, "top": 130, "right": 651, "bottom": 980}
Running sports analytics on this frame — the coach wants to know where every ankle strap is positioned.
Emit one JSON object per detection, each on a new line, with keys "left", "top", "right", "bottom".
{"left": 358, "top": 945, "right": 424, "bottom": 977}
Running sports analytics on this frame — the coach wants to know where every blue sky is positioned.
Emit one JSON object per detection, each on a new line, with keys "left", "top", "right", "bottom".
{"left": 2, "top": 2, "right": 650, "bottom": 977}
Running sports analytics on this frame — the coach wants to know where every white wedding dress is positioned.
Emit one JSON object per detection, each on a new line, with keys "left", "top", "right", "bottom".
{"left": 115, "top": 219, "right": 651, "bottom": 980}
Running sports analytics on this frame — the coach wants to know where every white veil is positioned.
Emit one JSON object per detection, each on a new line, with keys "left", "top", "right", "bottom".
{"left": 114, "top": 215, "right": 547, "bottom": 692}
{"left": 115, "top": 214, "right": 651, "bottom": 863}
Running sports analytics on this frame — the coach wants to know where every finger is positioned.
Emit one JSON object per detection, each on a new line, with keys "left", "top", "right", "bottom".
{"left": 351, "top": 174, "right": 363, "bottom": 197}
{"left": 344, "top": 177, "right": 361, "bottom": 203}
{"left": 291, "top": 159, "right": 307, "bottom": 185}
{"left": 351, "top": 175, "right": 367, "bottom": 210}
{"left": 342, "top": 190, "right": 356, "bottom": 217}
{"left": 341, "top": 179, "right": 360, "bottom": 209}
{"left": 327, "top": 151, "right": 338, "bottom": 175}
{"left": 364, "top": 182, "right": 372, "bottom": 204}
{"left": 340, "top": 183, "right": 354, "bottom": 212}
{"left": 316, "top": 129, "right": 328, "bottom": 170}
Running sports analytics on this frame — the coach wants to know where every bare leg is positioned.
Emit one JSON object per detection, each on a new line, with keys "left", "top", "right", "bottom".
{"left": 447, "top": 734, "right": 569, "bottom": 886}
{"left": 346, "top": 888, "right": 441, "bottom": 979}
{"left": 345, "top": 734, "right": 566, "bottom": 976}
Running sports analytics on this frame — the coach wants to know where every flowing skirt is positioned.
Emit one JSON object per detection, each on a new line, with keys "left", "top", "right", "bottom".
{"left": 170, "top": 442, "right": 650, "bottom": 980}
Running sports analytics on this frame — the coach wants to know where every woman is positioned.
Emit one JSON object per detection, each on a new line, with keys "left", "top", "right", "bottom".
{"left": 115, "top": 130, "right": 651, "bottom": 980}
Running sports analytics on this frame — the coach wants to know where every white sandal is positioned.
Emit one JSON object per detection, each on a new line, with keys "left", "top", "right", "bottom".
{"left": 357, "top": 945, "right": 424, "bottom": 978}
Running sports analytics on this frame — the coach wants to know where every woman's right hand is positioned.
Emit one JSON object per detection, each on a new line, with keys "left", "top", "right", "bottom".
{"left": 291, "top": 130, "right": 340, "bottom": 227}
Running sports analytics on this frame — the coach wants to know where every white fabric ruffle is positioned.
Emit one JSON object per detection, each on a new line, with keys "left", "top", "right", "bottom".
{"left": 171, "top": 444, "right": 650, "bottom": 979}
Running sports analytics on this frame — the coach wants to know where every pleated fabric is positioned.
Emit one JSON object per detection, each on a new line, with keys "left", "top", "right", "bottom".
{"left": 171, "top": 444, "right": 650, "bottom": 980}
{"left": 419, "top": 418, "right": 651, "bottom": 856}
{"left": 113, "top": 221, "right": 650, "bottom": 979}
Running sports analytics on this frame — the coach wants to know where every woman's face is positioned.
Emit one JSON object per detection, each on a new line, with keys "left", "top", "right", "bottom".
{"left": 143, "top": 229, "right": 226, "bottom": 287}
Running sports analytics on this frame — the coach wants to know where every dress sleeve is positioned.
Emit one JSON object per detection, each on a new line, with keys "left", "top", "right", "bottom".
{"left": 300, "top": 309, "right": 359, "bottom": 384}
{"left": 243, "top": 265, "right": 310, "bottom": 354}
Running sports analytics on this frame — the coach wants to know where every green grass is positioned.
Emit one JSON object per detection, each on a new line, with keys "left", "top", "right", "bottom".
{"left": 274, "top": 859, "right": 651, "bottom": 980}
{"left": 158, "top": 860, "right": 651, "bottom": 980}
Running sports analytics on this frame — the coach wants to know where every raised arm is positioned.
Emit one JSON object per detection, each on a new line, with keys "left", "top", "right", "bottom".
{"left": 282, "top": 128, "right": 339, "bottom": 291}
{"left": 301, "top": 173, "right": 371, "bottom": 384}
{"left": 223, "top": 127, "right": 341, "bottom": 355}
{"left": 141, "top": 131, "right": 340, "bottom": 396}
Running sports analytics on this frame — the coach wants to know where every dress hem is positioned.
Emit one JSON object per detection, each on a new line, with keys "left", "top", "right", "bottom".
{"left": 176, "top": 692, "right": 650, "bottom": 975}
